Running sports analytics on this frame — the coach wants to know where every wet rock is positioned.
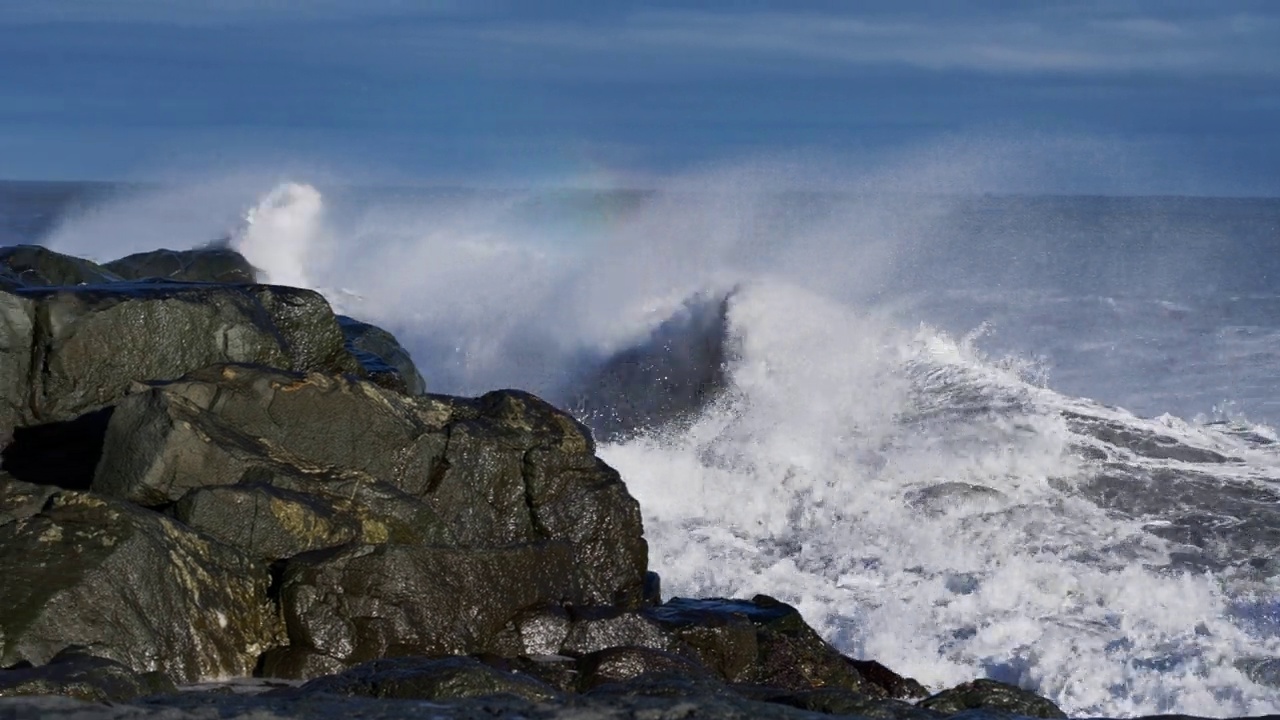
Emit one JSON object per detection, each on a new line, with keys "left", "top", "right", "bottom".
{"left": 904, "top": 482, "right": 1006, "bottom": 516}
{"left": 337, "top": 315, "right": 426, "bottom": 395}
{"left": 103, "top": 366, "right": 647, "bottom": 607}
{"left": 0, "top": 245, "right": 123, "bottom": 287}
{"left": 0, "top": 290, "right": 36, "bottom": 433}
{"left": 0, "top": 473, "right": 57, "bottom": 527}
{"left": 291, "top": 655, "right": 561, "bottom": 702}
{"left": 753, "top": 686, "right": 941, "bottom": 719}
{"left": 564, "top": 290, "right": 734, "bottom": 441}
{"left": 0, "top": 647, "right": 175, "bottom": 703}
{"left": 919, "top": 678, "right": 1066, "bottom": 718}
{"left": 577, "top": 646, "right": 714, "bottom": 691}
{"left": 272, "top": 542, "right": 579, "bottom": 677}
{"left": 103, "top": 247, "right": 257, "bottom": 284}
{"left": 647, "top": 595, "right": 927, "bottom": 700}
{"left": 0, "top": 489, "right": 283, "bottom": 684}
{"left": 8, "top": 283, "right": 359, "bottom": 427}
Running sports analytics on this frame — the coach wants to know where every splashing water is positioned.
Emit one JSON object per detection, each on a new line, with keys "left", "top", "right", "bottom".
{"left": 40, "top": 173, "right": 1280, "bottom": 716}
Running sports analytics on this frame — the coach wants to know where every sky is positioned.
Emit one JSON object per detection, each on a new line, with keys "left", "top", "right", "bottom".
{"left": 0, "top": 0, "right": 1278, "bottom": 193}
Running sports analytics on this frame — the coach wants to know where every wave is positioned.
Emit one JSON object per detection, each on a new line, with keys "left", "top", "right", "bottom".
{"left": 42, "top": 177, "right": 1280, "bottom": 716}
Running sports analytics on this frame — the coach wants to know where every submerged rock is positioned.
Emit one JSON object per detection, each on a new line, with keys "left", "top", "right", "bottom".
{"left": 337, "top": 315, "right": 427, "bottom": 395}
{"left": 103, "top": 246, "right": 257, "bottom": 284}
{"left": 0, "top": 484, "right": 283, "bottom": 683}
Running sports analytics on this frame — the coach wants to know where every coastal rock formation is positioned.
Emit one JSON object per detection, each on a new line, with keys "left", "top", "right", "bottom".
{"left": 103, "top": 246, "right": 258, "bottom": 284}
{"left": 0, "top": 243, "right": 1068, "bottom": 719}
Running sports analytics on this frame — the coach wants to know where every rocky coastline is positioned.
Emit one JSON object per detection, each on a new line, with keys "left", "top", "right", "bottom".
{"left": 0, "top": 243, "right": 1080, "bottom": 719}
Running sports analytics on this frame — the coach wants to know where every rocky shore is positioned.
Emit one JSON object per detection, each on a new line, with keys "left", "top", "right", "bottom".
{"left": 0, "top": 243, "right": 1079, "bottom": 719}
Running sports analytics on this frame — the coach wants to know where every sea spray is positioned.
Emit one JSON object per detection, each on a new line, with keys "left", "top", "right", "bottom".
{"left": 33, "top": 174, "right": 1280, "bottom": 716}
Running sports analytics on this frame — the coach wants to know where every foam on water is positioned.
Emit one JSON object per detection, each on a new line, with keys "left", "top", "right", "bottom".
{"left": 40, "top": 173, "right": 1280, "bottom": 716}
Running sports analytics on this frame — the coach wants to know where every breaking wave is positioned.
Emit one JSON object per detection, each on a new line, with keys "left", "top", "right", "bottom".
{"left": 44, "top": 174, "right": 1280, "bottom": 716}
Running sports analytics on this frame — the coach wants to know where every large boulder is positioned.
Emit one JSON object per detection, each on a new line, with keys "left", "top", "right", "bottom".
{"left": 265, "top": 542, "right": 578, "bottom": 677}
{"left": 919, "top": 679, "right": 1066, "bottom": 718}
{"left": 0, "top": 245, "right": 123, "bottom": 287}
{"left": 0, "top": 480, "right": 283, "bottom": 684}
{"left": 92, "top": 365, "right": 648, "bottom": 607}
{"left": 103, "top": 246, "right": 257, "bottom": 284}
{"left": 3, "top": 283, "right": 360, "bottom": 429}
{"left": 337, "top": 315, "right": 427, "bottom": 395}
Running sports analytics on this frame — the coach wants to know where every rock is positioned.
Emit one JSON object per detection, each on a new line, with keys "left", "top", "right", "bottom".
{"left": 576, "top": 646, "right": 715, "bottom": 691}
{"left": 337, "top": 315, "right": 426, "bottom": 395}
{"left": 563, "top": 290, "right": 734, "bottom": 442}
{"left": 0, "top": 647, "right": 176, "bottom": 703}
{"left": 561, "top": 596, "right": 926, "bottom": 700}
{"left": 103, "top": 247, "right": 257, "bottom": 284}
{"left": 269, "top": 542, "right": 579, "bottom": 677}
{"left": 0, "top": 488, "right": 283, "bottom": 684}
{"left": 94, "top": 365, "right": 647, "bottom": 607}
{"left": 0, "top": 290, "right": 36, "bottom": 433}
{"left": 0, "top": 245, "right": 123, "bottom": 287}
{"left": 751, "top": 686, "right": 941, "bottom": 719}
{"left": 5, "top": 282, "right": 359, "bottom": 428}
{"left": 291, "top": 655, "right": 561, "bottom": 702}
{"left": 919, "top": 678, "right": 1067, "bottom": 718}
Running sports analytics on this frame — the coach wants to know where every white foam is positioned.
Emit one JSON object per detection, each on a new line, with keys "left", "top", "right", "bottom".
{"left": 44, "top": 170, "right": 1280, "bottom": 716}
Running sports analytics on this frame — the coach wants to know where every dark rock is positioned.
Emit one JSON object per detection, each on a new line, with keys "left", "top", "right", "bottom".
{"left": 0, "top": 489, "right": 283, "bottom": 683}
{"left": 0, "top": 245, "right": 123, "bottom": 287}
{"left": 0, "top": 647, "right": 175, "bottom": 703}
{"left": 754, "top": 686, "right": 941, "bottom": 719}
{"left": 2, "top": 409, "right": 113, "bottom": 491}
{"left": 576, "top": 646, "right": 714, "bottom": 691}
{"left": 0, "top": 473, "right": 57, "bottom": 527}
{"left": 1236, "top": 656, "right": 1280, "bottom": 688}
{"left": 291, "top": 655, "right": 561, "bottom": 702}
{"left": 5, "top": 283, "right": 359, "bottom": 428}
{"left": 564, "top": 290, "right": 734, "bottom": 442}
{"left": 337, "top": 315, "right": 426, "bottom": 395}
{"left": 103, "top": 247, "right": 257, "bottom": 284}
{"left": 574, "top": 595, "right": 929, "bottom": 700}
{"left": 96, "top": 365, "right": 647, "bottom": 607}
{"left": 273, "top": 542, "right": 579, "bottom": 677}
{"left": 919, "top": 678, "right": 1067, "bottom": 718}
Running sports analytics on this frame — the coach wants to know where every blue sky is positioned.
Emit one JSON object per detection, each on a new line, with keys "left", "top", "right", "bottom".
{"left": 1, "top": 1, "right": 1278, "bottom": 193}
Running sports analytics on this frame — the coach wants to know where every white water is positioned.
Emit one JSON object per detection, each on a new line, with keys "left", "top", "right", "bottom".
{"left": 45, "top": 175, "right": 1280, "bottom": 716}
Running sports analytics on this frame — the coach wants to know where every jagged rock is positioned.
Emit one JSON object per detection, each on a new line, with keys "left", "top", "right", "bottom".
{"left": 919, "top": 678, "right": 1067, "bottom": 718}
{"left": 2, "top": 283, "right": 359, "bottom": 429}
{"left": 268, "top": 542, "right": 579, "bottom": 677}
{"left": 103, "top": 247, "right": 257, "bottom": 284}
{"left": 557, "top": 596, "right": 926, "bottom": 700}
{"left": 337, "top": 315, "right": 426, "bottom": 395}
{"left": 563, "top": 291, "right": 734, "bottom": 442}
{"left": 0, "top": 245, "right": 123, "bottom": 287}
{"left": 749, "top": 686, "right": 941, "bottom": 719}
{"left": 94, "top": 365, "right": 647, "bottom": 607}
{"left": 0, "top": 488, "right": 283, "bottom": 684}
{"left": 0, "top": 647, "right": 175, "bottom": 703}
{"left": 0, "top": 473, "right": 57, "bottom": 527}
{"left": 291, "top": 655, "right": 561, "bottom": 702}
{"left": 577, "top": 646, "right": 714, "bottom": 691}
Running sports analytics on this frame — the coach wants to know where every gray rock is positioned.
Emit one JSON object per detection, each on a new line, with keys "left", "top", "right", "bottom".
{"left": 919, "top": 678, "right": 1066, "bottom": 718}
{"left": 103, "top": 247, "right": 257, "bottom": 285}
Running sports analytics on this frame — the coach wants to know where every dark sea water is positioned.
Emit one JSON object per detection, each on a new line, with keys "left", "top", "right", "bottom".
{"left": 4, "top": 179, "right": 1280, "bottom": 717}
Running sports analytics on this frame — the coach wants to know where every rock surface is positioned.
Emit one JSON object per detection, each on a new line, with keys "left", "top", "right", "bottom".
{"left": 103, "top": 246, "right": 258, "bottom": 284}
{"left": 0, "top": 647, "right": 175, "bottom": 703}
{"left": 0, "top": 244, "right": 1070, "bottom": 720}
{"left": 337, "top": 315, "right": 427, "bottom": 395}
{"left": 0, "top": 483, "right": 282, "bottom": 683}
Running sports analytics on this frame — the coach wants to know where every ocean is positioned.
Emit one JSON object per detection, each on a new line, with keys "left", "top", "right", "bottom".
{"left": 4, "top": 176, "right": 1280, "bottom": 717}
